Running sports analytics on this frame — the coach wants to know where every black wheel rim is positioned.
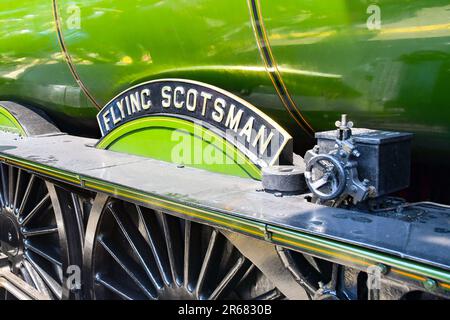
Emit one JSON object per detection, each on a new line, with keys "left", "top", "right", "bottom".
{"left": 0, "top": 163, "right": 80, "bottom": 299}
{"left": 84, "top": 196, "right": 283, "bottom": 300}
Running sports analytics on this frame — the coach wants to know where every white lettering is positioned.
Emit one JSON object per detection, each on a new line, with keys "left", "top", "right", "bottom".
{"left": 116, "top": 99, "right": 126, "bottom": 118}
{"left": 252, "top": 125, "right": 274, "bottom": 155}
{"left": 161, "top": 86, "right": 172, "bottom": 108}
{"left": 111, "top": 106, "right": 121, "bottom": 125}
{"left": 141, "top": 89, "right": 151, "bottom": 110}
{"left": 125, "top": 95, "right": 131, "bottom": 115}
{"left": 130, "top": 92, "right": 142, "bottom": 113}
{"left": 225, "top": 104, "right": 243, "bottom": 132}
{"left": 200, "top": 92, "right": 212, "bottom": 116}
{"left": 212, "top": 98, "right": 226, "bottom": 123}
{"left": 102, "top": 110, "right": 111, "bottom": 131}
{"left": 239, "top": 117, "right": 254, "bottom": 143}
{"left": 174, "top": 86, "right": 185, "bottom": 109}
{"left": 186, "top": 88, "right": 198, "bottom": 112}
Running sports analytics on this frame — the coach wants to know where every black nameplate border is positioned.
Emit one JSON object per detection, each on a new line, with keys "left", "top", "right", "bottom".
{"left": 97, "top": 79, "right": 292, "bottom": 167}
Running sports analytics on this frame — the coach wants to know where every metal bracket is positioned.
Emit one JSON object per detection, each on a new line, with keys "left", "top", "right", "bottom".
{"left": 263, "top": 225, "right": 273, "bottom": 242}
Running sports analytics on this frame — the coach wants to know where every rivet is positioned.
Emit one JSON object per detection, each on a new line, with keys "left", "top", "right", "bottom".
{"left": 274, "top": 192, "right": 283, "bottom": 198}
{"left": 424, "top": 278, "right": 437, "bottom": 290}
{"left": 377, "top": 263, "right": 388, "bottom": 275}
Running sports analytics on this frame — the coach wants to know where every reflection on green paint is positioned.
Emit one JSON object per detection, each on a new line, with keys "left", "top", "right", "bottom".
{"left": 0, "top": 105, "right": 26, "bottom": 136}
{"left": 96, "top": 116, "right": 261, "bottom": 180}
{"left": 1, "top": 1, "right": 449, "bottom": 160}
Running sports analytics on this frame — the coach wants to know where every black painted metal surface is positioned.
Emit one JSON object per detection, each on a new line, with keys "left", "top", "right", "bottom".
{"left": 0, "top": 133, "right": 448, "bottom": 271}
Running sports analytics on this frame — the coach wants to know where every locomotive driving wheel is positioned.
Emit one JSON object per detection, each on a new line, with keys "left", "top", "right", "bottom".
{"left": 0, "top": 163, "right": 82, "bottom": 299}
{"left": 84, "top": 195, "right": 284, "bottom": 300}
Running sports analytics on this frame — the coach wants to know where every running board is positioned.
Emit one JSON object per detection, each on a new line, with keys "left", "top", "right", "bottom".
{"left": 0, "top": 132, "right": 449, "bottom": 294}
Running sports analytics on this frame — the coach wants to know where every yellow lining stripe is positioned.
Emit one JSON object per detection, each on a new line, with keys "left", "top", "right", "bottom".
{"left": 247, "top": 0, "right": 314, "bottom": 137}
{"left": 0, "top": 154, "right": 449, "bottom": 289}
{"left": 391, "top": 269, "right": 426, "bottom": 282}
{"left": 52, "top": 0, "right": 101, "bottom": 110}
{"left": 441, "top": 282, "right": 450, "bottom": 290}
{"left": 84, "top": 180, "right": 264, "bottom": 238}
{"left": 5, "top": 159, "right": 80, "bottom": 184}
{"left": 272, "top": 235, "right": 371, "bottom": 267}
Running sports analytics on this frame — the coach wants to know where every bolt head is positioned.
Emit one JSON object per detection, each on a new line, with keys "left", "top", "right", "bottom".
{"left": 377, "top": 263, "right": 388, "bottom": 275}
{"left": 352, "top": 149, "right": 361, "bottom": 158}
{"left": 424, "top": 278, "right": 437, "bottom": 290}
{"left": 274, "top": 192, "right": 283, "bottom": 198}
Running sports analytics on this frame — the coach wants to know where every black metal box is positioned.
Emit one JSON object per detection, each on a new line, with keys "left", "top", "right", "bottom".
{"left": 315, "top": 129, "right": 413, "bottom": 197}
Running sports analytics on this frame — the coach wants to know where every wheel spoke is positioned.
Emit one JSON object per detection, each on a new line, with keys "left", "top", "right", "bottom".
{"left": 1, "top": 163, "right": 8, "bottom": 206}
{"left": 95, "top": 274, "right": 147, "bottom": 300}
{"left": 0, "top": 167, "right": 4, "bottom": 207}
{"left": 195, "top": 229, "right": 221, "bottom": 299}
{"left": 20, "top": 265, "right": 35, "bottom": 287}
{"left": 24, "top": 241, "right": 62, "bottom": 268}
{"left": 184, "top": 220, "right": 201, "bottom": 292}
{"left": 18, "top": 174, "right": 35, "bottom": 216}
{"left": 8, "top": 165, "right": 14, "bottom": 207}
{"left": 235, "top": 264, "right": 256, "bottom": 288}
{"left": 0, "top": 163, "right": 76, "bottom": 300}
{"left": 160, "top": 212, "right": 183, "bottom": 286}
{"left": 20, "top": 193, "right": 50, "bottom": 226}
{"left": 137, "top": 206, "right": 172, "bottom": 286}
{"left": 25, "top": 253, "right": 62, "bottom": 299}
{"left": 71, "top": 193, "right": 85, "bottom": 249}
{"left": 22, "top": 260, "right": 52, "bottom": 297}
{"left": 22, "top": 225, "right": 58, "bottom": 237}
{"left": 108, "top": 204, "right": 163, "bottom": 289}
{"left": 89, "top": 198, "right": 284, "bottom": 300}
{"left": 303, "top": 254, "right": 321, "bottom": 273}
{"left": 13, "top": 168, "right": 22, "bottom": 214}
{"left": 208, "top": 256, "right": 251, "bottom": 300}
{"left": 98, "top": 235, "right": 157, "bottom": 299}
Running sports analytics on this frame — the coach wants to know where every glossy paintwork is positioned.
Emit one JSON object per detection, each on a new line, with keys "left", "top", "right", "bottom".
{"left": 0, "top": 0, "right": 98, "bottom": 135}
{"left": 96, "top": 116, "right": 261, "bottom": 179}
{"left": 262, "top": 1, "right": 450, "bottom": 156}
{"left": 0, "top": 0, "right": 449, "bottom": 159}
{"left": 0, "top": 105, "right": 26, "bottom": 135}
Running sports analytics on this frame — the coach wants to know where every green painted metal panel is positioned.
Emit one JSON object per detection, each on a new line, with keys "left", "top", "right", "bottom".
{"left": 96, "top": 116, "right": 262, "bottom": 179}
{"left": 0, "top": 105, "right": 26, "bottom": 135}
{"left": 0, "top": 0, "right": 98, "bottom": 134}
{"left": 0, "top": 0, "right": 449, "bottom": 162}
